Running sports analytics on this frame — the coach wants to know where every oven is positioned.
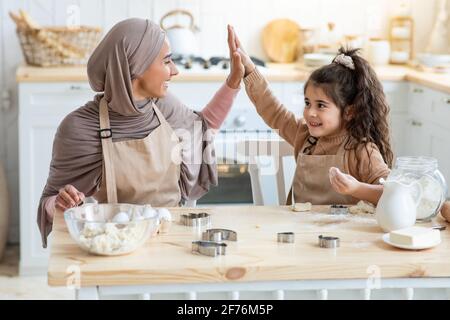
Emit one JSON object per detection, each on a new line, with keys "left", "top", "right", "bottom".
{"left": 197, "top": 130, "right": 281, "bottom": 205}
{"left": 197, "top": 161, "right": 253, "bottom": 205}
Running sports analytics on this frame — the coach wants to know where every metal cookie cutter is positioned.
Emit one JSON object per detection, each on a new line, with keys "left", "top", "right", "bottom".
{"left": 277, "top": 232, "right": 295, "bottom": 243}
{"left": 202, "top": 229, "right": 237, "bottom": 242}
{"left": 180, "top": 212, "right": 211, "bottom": 227}
{"left": 318, "top": 235, "right": 340, "bottom": 248}
{"left": 192, "top": 241, "right": 227, "bottom": 257}
{"left": 329, "top": 204, "right": 349, "bottom": 215}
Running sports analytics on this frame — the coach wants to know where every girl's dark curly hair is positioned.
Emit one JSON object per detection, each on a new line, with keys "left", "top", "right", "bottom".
{"left": 304, "top": 47, "right": 394, "bottom": 168}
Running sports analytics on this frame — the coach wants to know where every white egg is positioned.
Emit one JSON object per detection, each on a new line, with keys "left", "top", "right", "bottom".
{"left": 157, "top": 208, "right": 172, "bottom": 221}
{"left": 112, "top": 212, "right": 130, "bottom": 224}
{"left": 143, "top": 207, "right": 158, "bottom": 219}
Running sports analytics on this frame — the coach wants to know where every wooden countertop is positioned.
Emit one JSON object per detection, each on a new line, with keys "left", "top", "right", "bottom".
{"left": 48, "top": 205, "right": 450, "bottom": 287}
{"left": 16, "top": 63, "right": 450, "bottom": 94}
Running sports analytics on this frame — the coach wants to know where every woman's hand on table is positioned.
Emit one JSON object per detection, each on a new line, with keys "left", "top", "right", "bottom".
{"left": 226, "top": 25, "right": 245, "bottom": 89}
{"left": 228, "top": 25, "right": 256, "bottom": 77}
{"left": 55, "top": 184, "right": 85, "bottom": 211}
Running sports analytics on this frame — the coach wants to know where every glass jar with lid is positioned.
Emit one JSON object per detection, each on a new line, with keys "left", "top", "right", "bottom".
{"left": 387, "top": 156, "right": 447, "bottom": 222}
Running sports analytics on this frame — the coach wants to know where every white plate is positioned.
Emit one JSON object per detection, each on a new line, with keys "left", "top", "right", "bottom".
{"left": 417, "top": 53, "right": 450, "bottom": 68}
{"left": 382, "top": 233, "right": 441, "bottom": 250}
{"left": 303, "top": 53, "right": 335, "bottom": 67}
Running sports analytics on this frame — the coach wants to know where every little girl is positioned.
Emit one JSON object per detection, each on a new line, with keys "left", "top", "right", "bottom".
{"left": 229, "top": 26, "right": 392, "bottom": 205}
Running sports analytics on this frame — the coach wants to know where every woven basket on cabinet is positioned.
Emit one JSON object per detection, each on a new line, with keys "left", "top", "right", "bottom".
{"left": 10, "top": 10, "right": 102, "bottom": 67}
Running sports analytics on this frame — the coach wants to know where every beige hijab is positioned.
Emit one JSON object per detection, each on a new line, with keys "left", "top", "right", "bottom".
{"left": 37, "top": 18, "right": 217, "bottom": 247}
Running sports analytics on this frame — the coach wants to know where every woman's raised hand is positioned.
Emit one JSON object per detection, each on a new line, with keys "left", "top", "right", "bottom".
{"left": 226, "top": 24, "right": 245, "bottom": 89}
{"left": 228, "top": 25, "right": 256, "bottom": 77}
{"left": 55, "top": 184, "right": 85, "bottom": 211}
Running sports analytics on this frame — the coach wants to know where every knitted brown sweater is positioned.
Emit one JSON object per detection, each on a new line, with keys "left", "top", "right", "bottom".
{"left": 243, "top": 68, "right": 390, "bottom": 185}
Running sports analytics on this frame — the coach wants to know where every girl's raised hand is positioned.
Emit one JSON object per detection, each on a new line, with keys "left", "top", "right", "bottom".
{"left": 226, "top": 24, "right": 244, "bottom": 89}
{"left": 228, "top": 25, "right": 256, "bottom": 77}
{"left": 329, "top": 167, "right": 360, "bottom": 196}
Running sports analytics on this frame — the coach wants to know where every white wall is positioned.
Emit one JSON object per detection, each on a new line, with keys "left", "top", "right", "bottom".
{"left": 0, "top": 0, "right": 440, "bottom": 243}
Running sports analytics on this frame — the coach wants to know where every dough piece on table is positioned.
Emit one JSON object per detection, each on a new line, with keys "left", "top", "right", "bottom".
{"left": 157, "top": 208, "right": 172, "bottom": 234}
{"left": 292, "top": 202, "right": 312, "bottom": 212}
{"left": 349, "top": 200, "right": 375, "bottom": 214}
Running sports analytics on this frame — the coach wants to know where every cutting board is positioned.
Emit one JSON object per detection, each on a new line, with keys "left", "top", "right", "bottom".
{"left": 262, "top": 19, "right": 301, "bottom": 63}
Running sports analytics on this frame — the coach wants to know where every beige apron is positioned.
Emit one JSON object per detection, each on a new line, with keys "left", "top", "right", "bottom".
{"left": 288, "top": 136, "right": 357, "bottom": 205}
{"left": 94, "top": 98, "right": 181, "bottom": 206}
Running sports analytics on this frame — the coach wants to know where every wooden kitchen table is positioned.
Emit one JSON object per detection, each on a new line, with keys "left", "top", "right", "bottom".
{"left": 48, "top": 206, "right": 450, "bottom": 300}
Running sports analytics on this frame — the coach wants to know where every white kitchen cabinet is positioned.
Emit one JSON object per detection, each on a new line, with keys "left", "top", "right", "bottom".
{"left": 384, "top": 82, "right": 409, "bottom": 158}
{"left": 405, "top": 119, "right": 450, "bottom": 198}
{"left": 431, "top": 91, "right": 450, "bottom": 195}
{"left": 405, "top": 84, "right": 433, "bottom": 157}
{"left": 19, "top": 82, "right": 95, "bottom": 275}
{"left": 405, "top": 84, "right": 450, "bottom": 198}
{"left": 405, "top": 117, "right": 431, "bottom": 156}
{"left": 429, "top": 124, "right": 450, "bottom": 198}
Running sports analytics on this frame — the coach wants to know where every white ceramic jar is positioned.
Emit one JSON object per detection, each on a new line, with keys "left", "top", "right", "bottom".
{"left": 390, "top": 51, "right": 410, "bottom": 64}
{"left": 367, "top": 39, "right": 391, "bottom": 66}
{"left": 391, "top": 26, "right": 411, "bottom": 39}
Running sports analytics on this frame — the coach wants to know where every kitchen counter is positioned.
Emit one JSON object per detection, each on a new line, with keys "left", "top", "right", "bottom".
{"left": 48, "top": 205, "right": 450, "bottom": 294}
{"left": 16, "top": 63, "right": 450, "bottom": 93}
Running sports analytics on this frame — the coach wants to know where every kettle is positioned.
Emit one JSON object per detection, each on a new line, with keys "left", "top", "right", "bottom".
{"left": 376, "top": 178, "right": 423, "bottom": 232}
{"left": 160, "top": 9, "right": 200, "bottom": 57}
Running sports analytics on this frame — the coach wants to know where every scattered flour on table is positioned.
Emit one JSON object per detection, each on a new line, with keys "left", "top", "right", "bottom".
{"left": 302, "top": 211, "right": 377, "bottom": 229}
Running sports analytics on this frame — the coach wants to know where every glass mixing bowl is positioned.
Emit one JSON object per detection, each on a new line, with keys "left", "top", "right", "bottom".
{"left": 64, "top": 203, "right": 161, "bottom": 256}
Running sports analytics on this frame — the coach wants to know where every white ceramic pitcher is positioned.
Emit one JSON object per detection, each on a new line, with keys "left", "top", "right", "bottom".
{"left": 376, "top": 178, "right": 423, "bottom": 232}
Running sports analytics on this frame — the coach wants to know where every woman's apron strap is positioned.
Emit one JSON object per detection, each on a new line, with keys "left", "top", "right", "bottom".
{"left": 99, "top": 98, "right": 118, "bottom": 203}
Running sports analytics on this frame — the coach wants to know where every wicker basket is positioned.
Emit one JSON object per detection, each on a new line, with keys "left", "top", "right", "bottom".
{"left": 17, "top": 26, "right": 102, "bottom": 67}
{"left": 10, "top": 10, "right": 101, "bottom": 67}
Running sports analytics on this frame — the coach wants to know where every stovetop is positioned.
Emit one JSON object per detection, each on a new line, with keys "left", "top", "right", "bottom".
{"left": 172, "top": 55, "right": 266, "bottom": 71}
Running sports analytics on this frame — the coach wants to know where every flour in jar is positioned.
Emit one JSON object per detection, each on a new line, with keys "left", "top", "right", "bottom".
{"left": 416, "top": 175, "right": 442, "bottom": 219}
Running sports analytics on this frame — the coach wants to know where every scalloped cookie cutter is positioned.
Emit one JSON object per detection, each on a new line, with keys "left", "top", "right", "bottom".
{"left": 180, "top": 212, "right": 211, "bottom": 227}
{"left": 192, "top": 241, "right": 227, "bottom": 257}
{"left": 202, "top": 229, "right": 237, "bottom": 242}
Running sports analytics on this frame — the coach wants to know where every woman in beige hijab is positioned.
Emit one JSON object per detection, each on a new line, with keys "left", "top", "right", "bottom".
{"left": 38, "top": 18, "right": 244, "bottom": 247}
